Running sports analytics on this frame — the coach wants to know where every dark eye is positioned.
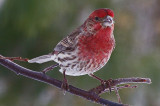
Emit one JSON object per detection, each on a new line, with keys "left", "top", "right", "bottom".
{"left": 95, "top": 17, "right": 99, "bottom": 21}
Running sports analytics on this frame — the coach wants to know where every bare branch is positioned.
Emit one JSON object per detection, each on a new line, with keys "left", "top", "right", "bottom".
{"left": 89, "top": 77, "right": 151, "bottom": 95}
{"left": 0, "top": 55, "right": 151, "bottom": 106}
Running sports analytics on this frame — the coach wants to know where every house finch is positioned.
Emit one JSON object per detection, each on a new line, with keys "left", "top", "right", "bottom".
{"left": 28, "top": 8, "right": 115, "bottom": 89}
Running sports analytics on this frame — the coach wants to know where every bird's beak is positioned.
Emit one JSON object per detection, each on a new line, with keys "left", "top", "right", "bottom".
{"left": 102, "top": 16, "right": 114, "bottom": 27}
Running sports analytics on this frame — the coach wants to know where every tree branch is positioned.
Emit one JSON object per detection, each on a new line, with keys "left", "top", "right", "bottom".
{"left": 0, "top": 55, "right": 151, "bottom": 106}
{"left": 89, "top": 77, "right": 151, "bottom": 95}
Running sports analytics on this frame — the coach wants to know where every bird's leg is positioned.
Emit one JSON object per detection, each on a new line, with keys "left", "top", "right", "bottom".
{"left": 42, "top": 64, "right": 59, "bottom": 74}
{"left": 61, "top": 70, "right": 69, "bottom": 94}
{"left": 89, "top": 73, "right": 112, "bottom": 93}
{"left": 0, "top": 56, "right": 29, "bottom": 62}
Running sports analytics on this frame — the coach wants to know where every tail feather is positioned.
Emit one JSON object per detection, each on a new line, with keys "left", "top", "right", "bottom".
{"left": 28, "top": 54, "right": 53, "bottom": 64}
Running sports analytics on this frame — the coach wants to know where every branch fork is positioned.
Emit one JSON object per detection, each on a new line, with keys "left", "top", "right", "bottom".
{"left": 0, "top": 55, "right": 152, "bottom": 106}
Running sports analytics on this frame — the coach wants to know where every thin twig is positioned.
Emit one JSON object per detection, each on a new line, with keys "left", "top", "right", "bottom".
{"left": 0, "top": 55, "right": 151, "bottom": 106}
{"left": 103, "top": 84, "right": 137, "bottom": 93}
{"left": 0, "top": 56, "right": 28, "bottom": 61}
{"left": 89, "top": 78, "right": 151, "bottom": 95}
{"left": 114, "top": 86, "right": 122, "bottom": 103}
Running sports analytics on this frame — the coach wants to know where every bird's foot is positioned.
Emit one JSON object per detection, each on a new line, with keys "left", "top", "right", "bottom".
{"left": 89, "top": 74, "right": 113, "bottom": 93}
{"left": 61, "top": 78, "right": 69, "bottom": 95}
{"left": 100, "top": 78, "right": 113, "bottom": 93}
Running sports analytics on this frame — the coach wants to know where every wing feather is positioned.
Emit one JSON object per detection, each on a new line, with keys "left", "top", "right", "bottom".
{"left": 28, "top": 27, "right": 83, "bottom": 64}
{"left": 54, "top": 27, "right": 82, "bottom": 52}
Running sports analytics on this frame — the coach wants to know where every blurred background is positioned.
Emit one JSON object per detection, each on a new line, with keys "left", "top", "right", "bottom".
{"left": 0, "top": 0, "right": 160, "bottom": 106}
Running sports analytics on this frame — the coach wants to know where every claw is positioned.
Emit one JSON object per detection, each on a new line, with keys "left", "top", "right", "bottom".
{"left": 61, "top": 78, "right": 69, "bottom": 95}
{"left": 61, "top": 70, "right": 69, "bottom": 95}
{"left": 101, "top": 79, "right": 113, "bottom": 93}
{"left": 89, "top": 74, "right": 113, "bottom": 93}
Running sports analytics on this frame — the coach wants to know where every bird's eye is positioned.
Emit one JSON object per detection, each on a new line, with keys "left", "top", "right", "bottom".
{"left": 95, "top": 17, "right": 99, "bottom": 21}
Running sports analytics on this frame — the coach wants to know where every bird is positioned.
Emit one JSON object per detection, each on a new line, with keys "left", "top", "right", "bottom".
{"left": 28, "top": 8, "right": 115, "bottom": 90}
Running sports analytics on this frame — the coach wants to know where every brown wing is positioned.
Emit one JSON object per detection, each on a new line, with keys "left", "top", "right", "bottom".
{"left": 54, "top": 27, "right": 82, "bottom": 52}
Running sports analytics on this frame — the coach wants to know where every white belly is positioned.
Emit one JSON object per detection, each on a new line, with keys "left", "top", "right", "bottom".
{"left": 51, "top": 48, "right": 112, "bottom": 76}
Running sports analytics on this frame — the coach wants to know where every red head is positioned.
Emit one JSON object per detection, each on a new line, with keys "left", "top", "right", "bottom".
{"left": 89, "top": 8, "right": 114, "bottom": 19}
{"left": 79, "top": 8, "right": 115, "bottom": 61}
{"left": 83, "top": 8, "right": 114, "bottom": 34}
